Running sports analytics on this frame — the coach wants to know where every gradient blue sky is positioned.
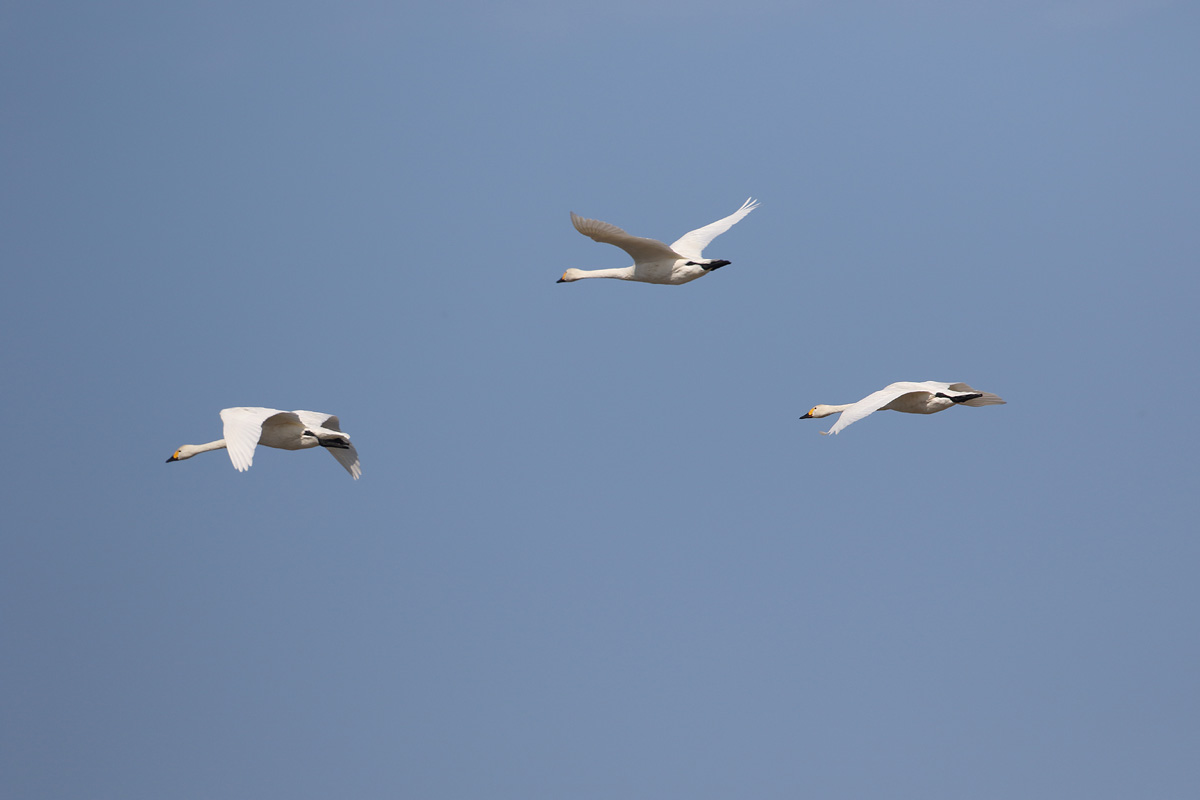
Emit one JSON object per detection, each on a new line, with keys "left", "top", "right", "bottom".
{"left": 3, "top": 1, "right": 1199, "bottom": 798}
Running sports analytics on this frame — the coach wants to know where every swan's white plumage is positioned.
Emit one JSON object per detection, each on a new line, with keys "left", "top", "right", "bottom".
{"left": 668, "top": 197, "right": 759, "bottom": 260}
{"left": 802, "top": 381, "right": 1005, "bottom": 436}
{"left": 220, "top": 407, "right": 277, "bottom": 473}
{"left": 169, "top": 407, "right": 361, "bottom": 479}
{"left": 569, "top": 215, "right": 683, "bottom": 263}
{"left": 562, "top": 198, "right": 758, "bottom": 285}
{"left": 293, "top": 410, "right": 361, "bottom": 479}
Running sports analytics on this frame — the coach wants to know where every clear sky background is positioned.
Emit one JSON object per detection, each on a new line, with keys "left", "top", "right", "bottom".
{"left": 3, "top": 1, "right": 1198, "bottom": 797}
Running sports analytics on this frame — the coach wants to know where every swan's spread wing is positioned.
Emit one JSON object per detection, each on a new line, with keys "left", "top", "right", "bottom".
{"left": 294, "top": 410, "right": 341, "bottom": 431}
{"left": 220, "top": 407, "right": 292, "bottom": 471}
{"left": 328, "top": 441, "right": 362, "bottom": 480}
{"left": 825, "top": 382, "right": 929, "bottom": 435}
{"left": 668, "top": 197, "right": 759, "bottom": 260}
{"left": 947, "top": 383, "right": 1006, "bottom": 406}
{"left": 571, "top": 213, "right": 682, "bottom": 264}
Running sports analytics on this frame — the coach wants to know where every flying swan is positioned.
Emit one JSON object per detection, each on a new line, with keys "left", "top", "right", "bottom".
{"left": 801, "top": 381, "right": 1006, "bottom": 435}
{"left": 167, "top": 407, "right": 362, "bottom": 479}
{"left": 558, "top": 198, "right": 759, "bottom": 285}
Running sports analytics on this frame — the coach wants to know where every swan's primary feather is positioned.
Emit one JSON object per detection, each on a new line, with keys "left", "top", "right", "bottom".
{"left": 669, "top": 197, "right": 759, "bottom": 260}
{"left": 569, "top": 213, "right": 683, "bottom": 263}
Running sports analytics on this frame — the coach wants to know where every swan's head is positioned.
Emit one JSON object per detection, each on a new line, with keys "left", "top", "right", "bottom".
{"left": 166, "top": 445, "right": 197, "bottom": 462}
{"left": 801, "top": 405, "right": 839, "bottom": 420}
{"left": 557, "top": 269, "right": 585, "bottom": 283}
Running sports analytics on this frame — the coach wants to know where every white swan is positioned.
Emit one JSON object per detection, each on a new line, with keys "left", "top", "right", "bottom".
{"left": 801, "top": 381, "right": 1006, "bottom": 436}
{"left": 558, "top": 198, "right": 759, "bottom": 285}
{"left": 167, "top": 407, "right": 361, "bottom": 479}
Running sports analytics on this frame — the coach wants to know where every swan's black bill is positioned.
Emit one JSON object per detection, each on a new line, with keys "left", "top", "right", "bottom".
{"left": 166, "top": 454, "right": 178, "bottom": 462}
{"left": 800, "top": 413, "right": 813, "bottom": 419}
{"left": 556, "top": 277, "right": 566, "bottom": 283}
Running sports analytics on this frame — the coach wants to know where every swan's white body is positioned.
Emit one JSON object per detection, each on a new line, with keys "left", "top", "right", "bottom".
{"left": 167, "top": 407, "right": 361, "bottom": 479}
{"left": 559, "top": 198, "right": 759, "bottom": 285}
{"left": 801, "top": 381, "right": 1005, "bottom": 436}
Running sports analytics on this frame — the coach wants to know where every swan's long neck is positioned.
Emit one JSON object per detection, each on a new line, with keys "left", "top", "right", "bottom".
{"left": 804, "top": 403, "right": 855, "bottom": 421}
{"left": 577, "top": 266, "right": 635, "bottom": 280}
{"left": 169, "top": 438, "right": 229, "bottom": 463}
{"left": 181, "top": 439, "right": 228, "bottom": 458}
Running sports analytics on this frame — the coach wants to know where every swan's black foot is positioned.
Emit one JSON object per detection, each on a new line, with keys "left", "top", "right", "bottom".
{"left": 693, "top": 259, "right": 730, "bottom": 271}
{"left": 937, "top": 392, "right": 983, "bottom": 404}
{"left": 308, "top": 430, "right": 351, "bottom": 449}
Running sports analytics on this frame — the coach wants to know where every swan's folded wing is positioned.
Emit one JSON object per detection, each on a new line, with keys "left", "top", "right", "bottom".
{"left": 825, "top": 383, "right": 921, "bottom": 435}
{"left": 327, "top": 441, "right": 362, "bottom": 480}
{"left": 571, "top": 213, "right": 682, "bottom": 263}
{"left": 947, "top": 383, "right": 1006, "bottom": 406}
{"left": 669, "top": 197, "right": 758, "bottom": 260}
{"left": 220, "top": 407, "right": 291, "bottom": 471}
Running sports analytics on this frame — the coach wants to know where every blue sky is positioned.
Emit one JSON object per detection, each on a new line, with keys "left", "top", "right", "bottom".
{"left": 3, "top": 1, "right": 1198, "bottom": 797}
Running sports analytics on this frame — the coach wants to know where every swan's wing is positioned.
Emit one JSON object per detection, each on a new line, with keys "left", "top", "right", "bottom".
{"left": 668, "top": 197, "right": 758, "bottom": 260}
{"left": 220, "top": 407, "right": 292, "bottom": 471}
{"left": 329, "top": 441, "right": 362, "bottom": 480}
{"left": 825, "top": 382, "right": 929, "bottom": 435}
{"left": 293, "top": 410, "right": 360, "bottom": 479}
{"left": 293, "top": 410, "right": 341, "bottom": 431}
{"left": 571, "top": 212, "right": 682, "bottom": 264}
{"left": 946, "top": 383, "right": 1006, "bottom": 406}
